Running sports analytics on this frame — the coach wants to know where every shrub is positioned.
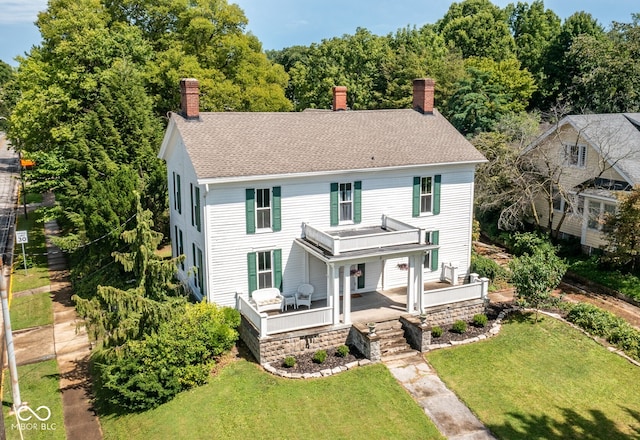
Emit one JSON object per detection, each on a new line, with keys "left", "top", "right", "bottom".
{"left": 567, "top": 303, "right": 640, "bottom": 362}
{"left": 313, "top": 350, "right": 327, "bottom": 364}
{"left": 92, "top": 302, "right": 240, "bottom": 412}
{"left": 336, "top": 345, "right": 349, "bottom": 357}
{"left": 283, "top": 356, "right": 296, "bottom": 368}
{"left": 452, "top": 320, "right": 467, "bottom": 334}
{"left": 470, "top": 253, "right": 510, "bottom": 286}
{"left": 472, "top": 313, "right": 488, "bottom": 327}
{"left": 431, "top": 326, "right": 443, "bottom": 338}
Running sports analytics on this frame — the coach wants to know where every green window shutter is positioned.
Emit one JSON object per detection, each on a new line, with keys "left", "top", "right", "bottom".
{"left": 190, "top": 184, "right": 195, "bottom": 226}
{"left": 354, "top": 181, "right": 362, "bottom": 224}
{"left": 433, "top": 174, "right": 441, "bottom": 215}
{"left": 430, "top": 230, "right": 439, "bottom": 272}
{"left": 176, "top": 174, "right": 182, "bottom": 214}
{"left": 245, "top": 189, "right": 256, "bottom": 234}
{"left": 272, "top": 186, "right": 281, "bottom": 231}
{"left": 412, "top": 177, "right": 420, "bottom": 217}
{"left": 273, "top": 249, "right": 283, "bottom": 291}
{"left": 247, "top": 252, "right": 257, "bottom": 295}
{"left": 357, "top": 263, "right": 365, "bottom": 289}
{"left": 197, "top": 247, "right": 204, "bottom": 296}
{"left": 195, "top": 186, "right": 201, "bottom": 232}
{"left": 330, "top": 182, "right": 339, "bottom": 226}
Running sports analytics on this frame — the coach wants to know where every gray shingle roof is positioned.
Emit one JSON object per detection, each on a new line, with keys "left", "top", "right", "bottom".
{"left": 170, "top": 108, "right": 486, "bottom": 180}
{"left": 564, "top": 113, "right": 640, "bottom": 185}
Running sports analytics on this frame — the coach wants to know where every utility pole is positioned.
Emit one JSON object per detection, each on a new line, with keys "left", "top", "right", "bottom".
{"left": 0, "top": 264, "right": 21, "bottom": 412}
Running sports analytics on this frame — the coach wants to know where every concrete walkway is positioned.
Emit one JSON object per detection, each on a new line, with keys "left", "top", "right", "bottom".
{"left": 385, "top": 356, "right": 496, "bottom": 440}
{"left": 44, "top": 215, "right": 103, "bottom": 440}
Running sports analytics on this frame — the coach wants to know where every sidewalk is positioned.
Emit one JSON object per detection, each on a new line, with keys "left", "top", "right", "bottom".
{"left": 384, "top": 355, "right": 496, "bottom": 440}
{"left": 44, "top": 200, "right": 103, "bottom": 439}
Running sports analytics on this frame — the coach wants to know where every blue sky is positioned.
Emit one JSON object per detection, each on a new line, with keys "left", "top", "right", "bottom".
{"left": 1, "top": 0, "right": 638, "bottom": 66}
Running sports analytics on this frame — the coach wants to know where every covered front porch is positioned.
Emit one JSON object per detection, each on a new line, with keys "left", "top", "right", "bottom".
{"left": 237, "top": 280, "right": 488, "bottom": 338}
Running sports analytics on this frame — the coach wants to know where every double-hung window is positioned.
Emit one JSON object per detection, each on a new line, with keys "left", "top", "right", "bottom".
{"left": 330, "top": 181, "right": 361, "bottom": 226}
{"left": 413, "top": 175, "right": 441, "bottom": 217}
{"left": 190, "top": 183, "right": 201, "bottom": 231}
{"left": 423, "top": 230, "right": 439, "bottom": 271}
{"left": 587, "top": 200, "right": 616, "bottom": 230}
{"left": 173, "top": 172, "right": 182, "bottom": 214}
{"left": 565, "top": 144, "right": 587, "bottom": 168}
{"left": 256, "top": 188, "right": 271, "bottom": 229}
{"left": 339, "top": 183, "right": 352, "bottom": 222}
{"left": 174, "top": 226, "right": 184, "bottom": 270}
{"left": 247, "top": 249, "right": 283, "bottom": 293}
{"left": 246, "top": 187, "right": 281, "bottom": 234}
{"left": 192, "top": 243, "right": 204, "bottom": 295}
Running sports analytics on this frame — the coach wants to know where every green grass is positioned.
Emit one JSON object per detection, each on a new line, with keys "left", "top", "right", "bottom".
{"left": 10, "top": 291, "right": 53, "bottom": 330}
{"left": 568, "top": 258, "right": 640, "bottom": 301}
{"left": 2, "top": 360, "right": 65, "bottom": 440}
{"left": 100, "top": 361, "right": 444, "bottom": 440}
{"left": 11, "top": 208, "right": 50, "bottom": 293}
{"left": 427, "top": 312, "right": 640, "bottom": 439}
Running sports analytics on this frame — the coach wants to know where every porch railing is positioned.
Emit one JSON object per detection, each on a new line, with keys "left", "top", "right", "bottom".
{"left": 237, "top": 293, "right": 333, "bottom": 337}
{"left": 422, "top": 277, "right": 489, "bottom": 309}
{"left": 302, "top": 215, "right": 422, "bottom": 256}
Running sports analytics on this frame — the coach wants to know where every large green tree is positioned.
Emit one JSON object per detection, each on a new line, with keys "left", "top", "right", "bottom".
{"left": 437, "top": 0, "right": 515, "bottom": 61}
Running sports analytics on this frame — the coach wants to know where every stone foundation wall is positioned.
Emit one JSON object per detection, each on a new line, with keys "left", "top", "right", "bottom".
{"left": 349, "top": 323, "right": 381, "bottom": 362}
{"left": 424, "top": 298, "right": 487, "bottom": 327}
{"left": 239, "top": 317, "right": 352, "bottom": 364}
{"left": 400, "top": 315, "right": 431, "bottom": 352}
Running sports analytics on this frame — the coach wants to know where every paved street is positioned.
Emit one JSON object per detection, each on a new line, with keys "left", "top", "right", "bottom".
{"left": 0, "top": 132, "right": 18, "bottom": 268}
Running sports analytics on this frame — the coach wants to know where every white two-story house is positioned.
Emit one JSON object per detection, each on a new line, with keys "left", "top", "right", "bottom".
{"left": 159, "top": 78, "right": 488, "bottom": 361}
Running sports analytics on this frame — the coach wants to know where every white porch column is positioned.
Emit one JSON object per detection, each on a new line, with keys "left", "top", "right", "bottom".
{"left": 415, "top": 254, "right": 424, "bottom": 313}
{"left": 343, "top": 265, "right": 351, "bottom": 324}
{"left": 329, "top": 264, "right": 340, "bottom": 325}
{"left": 407, "top": 256, "right": 416, "bottom": 313}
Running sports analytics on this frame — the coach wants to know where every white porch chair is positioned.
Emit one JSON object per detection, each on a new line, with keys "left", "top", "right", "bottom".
{"left": 296, "top": 284, "right": 314, "bottom": 309}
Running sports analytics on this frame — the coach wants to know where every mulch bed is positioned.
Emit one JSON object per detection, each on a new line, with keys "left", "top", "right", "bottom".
{"left": 429, "top": 303, "right": 507, "bottom": 344}
{"left": 275, "top": 347, "right": 365, "bottom": 375}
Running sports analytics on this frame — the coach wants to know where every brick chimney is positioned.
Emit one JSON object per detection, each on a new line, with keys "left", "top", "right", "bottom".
{"left": 180, "top": 78, "right": 200, "bottom": 119}
{"left": 332, "top": 86, "right": 347, "bottom": 111}
{"left": 412, "top": 78, "right": 435, "bottom": 114}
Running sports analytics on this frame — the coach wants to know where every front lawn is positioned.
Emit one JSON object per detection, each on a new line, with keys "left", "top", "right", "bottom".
{"left": 427, "top": 312, "right": 640, "bottom": 439}
{"left": 100, "top": 361, "right": 444, "bottom": 440}
{"left": 11, "top": 209, "right": 50, "bottom": 293}
{"left": 10, "top": 291, "right": 53, "bottom": 330}
{"left": 2, "top": 360, "right": 65, "bottom": 440}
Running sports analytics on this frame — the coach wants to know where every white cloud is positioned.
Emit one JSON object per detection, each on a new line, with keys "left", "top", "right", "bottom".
{"left": 0, "top": 0, "right": 47, "bottom": 24}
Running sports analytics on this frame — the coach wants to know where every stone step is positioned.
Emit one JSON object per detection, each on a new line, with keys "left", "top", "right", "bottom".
{"left": 376, "top": 327, "right": 404, "bottom": 338}
{"left": 379, "top": 336, "right": 409, "bottom": 347}
{"left": 382, "top": 348, "right": 420, "bottom": 362}
{"left": 375, "top": 320, "right": 403, "bottom": 331}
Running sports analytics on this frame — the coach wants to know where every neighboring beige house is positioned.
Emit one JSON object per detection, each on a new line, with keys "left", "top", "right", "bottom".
{"left": 526, "top": 113, "right": 640, "bottom": 252}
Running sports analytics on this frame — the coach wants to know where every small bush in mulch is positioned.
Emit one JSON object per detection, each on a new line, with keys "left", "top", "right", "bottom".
{"left": 283, "top": 356, "right": 296, "bottom": 368}
{"left": 336, "top": 345, "right": 349, "bottom": 357}
{"left": 452, "top": 320, "right": 467, "bottom": 334}
{"left": 472, "top": 313, "right": 488, "bottom": 327}
{"left": 274, "top": 346, "right": 364, "bottom": 375}
{"left": 431, "top": 326, "right": 443, "bottom": 338}
{"left": 430, "top": 304, "right": 505, "bottom": 344}
{"left": 313, "top": 350, "right": 328, "bottom": 364}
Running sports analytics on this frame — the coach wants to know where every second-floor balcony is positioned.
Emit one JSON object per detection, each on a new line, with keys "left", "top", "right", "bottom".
{"left": 301, "top": 215, "right": 426, "bottom": 256}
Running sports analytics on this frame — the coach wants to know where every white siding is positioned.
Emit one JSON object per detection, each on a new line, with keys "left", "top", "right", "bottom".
{"left": 200, "top": 164, "right": 477, "bottom": 307}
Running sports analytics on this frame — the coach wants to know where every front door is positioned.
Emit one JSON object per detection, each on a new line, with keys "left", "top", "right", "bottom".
{"left": 350, "top": 263, "right": 365, "bottom": 291}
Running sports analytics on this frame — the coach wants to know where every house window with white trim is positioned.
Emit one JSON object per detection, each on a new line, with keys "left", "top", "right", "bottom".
{"left": 423, "top": 230, "right": 439, "bottom": 272}
{"left": 173, "top": 172, "right": 182, "bottom": 214}
{"left": 257, "top": 251, "right": 273, "bottom": 289}
{"left": 565, "top": 144, "right": 587, "bottom": 168}
{"left": 174, "top": 226, "right": 184, "bottom": 270}
{"left": 192, "top": 243, "right": 204, "bottom": 294}
{"left": 256, "top": 188, "right": 271, "bottom": 229}
{"left": 339, "top": 183, "right": 353, "bottom": 222}
{"left": 190, "top": 183, "right": 201, "bottom": 231}
{"left": 420, "top": 177, "right": 433, "bottom": 213}
{"left": 587, "top": 200, "right": 616, "bottom": 231}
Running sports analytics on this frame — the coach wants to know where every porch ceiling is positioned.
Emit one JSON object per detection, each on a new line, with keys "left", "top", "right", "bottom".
{"left": 294, "top": 238, "right": 432, "bottom": 263}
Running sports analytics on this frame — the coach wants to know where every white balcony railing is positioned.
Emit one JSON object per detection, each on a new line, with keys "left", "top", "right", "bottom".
{"left": 422, "top": 277, "right": 489, "bottom": 308}
{"left": 237, "top": 293, "right": 333, "bottom": 337}
{"left": 302, "top": 215, "right": 423, "bottom": 255}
